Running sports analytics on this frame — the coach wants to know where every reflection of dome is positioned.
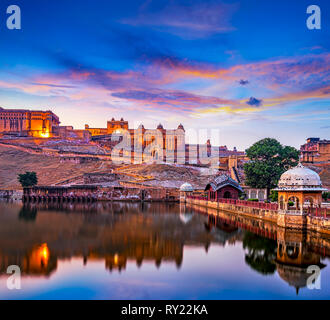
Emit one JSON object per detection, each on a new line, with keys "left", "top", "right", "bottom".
{"left": 180, "top": 213, "right": 193, "bottom": 224}
{"left": 276, "top": 263, "right": 311, "bottom": 295}
{"left": 276, "top": 260, "right": 326, "bottom": 295}
{"left": 180, "top": 183, "right": 194, "bottom": 192}
{"left": 276, "top": 163, "right": 327, "bottom": 191}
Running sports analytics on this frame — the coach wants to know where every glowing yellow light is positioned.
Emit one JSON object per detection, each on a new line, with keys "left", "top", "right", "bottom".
{"left": 114, "top": 254, "right": 119, "bottom": 265}
{"left": 38, "top": 243, "right": 50, "bottom": 264}
{"left": 40, "top": 131, "right": 50, "bottom": 138}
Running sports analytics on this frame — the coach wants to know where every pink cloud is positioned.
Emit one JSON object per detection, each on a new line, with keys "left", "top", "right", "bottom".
{"left": 0, "top": 53, "right": 329, "bottom": 117}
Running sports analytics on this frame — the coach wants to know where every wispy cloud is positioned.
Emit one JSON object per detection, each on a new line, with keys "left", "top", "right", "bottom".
{"left": 0, "top": 51, "right": 329, "bottom": 118}
{"left": 121, "top": 1, "right": 238, "bottom": 38}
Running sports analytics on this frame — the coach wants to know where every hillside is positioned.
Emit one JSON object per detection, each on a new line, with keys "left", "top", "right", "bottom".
{"left": 0, "top": 144, "right": 217, "bottom": 190}
{"left": 115, "top": 163, "right": 216, "bottom": 189}
{"left": 0, "top": 145, "right": 109, "bottom": 189}
{"left": 305, "top": 164, "right": 330, "bottom": 189}
{"left": 1, "top": 143, "right": 328, "bottom": 191}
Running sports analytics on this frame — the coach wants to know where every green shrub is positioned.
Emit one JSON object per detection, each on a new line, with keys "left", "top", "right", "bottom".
{"left": 270, "top": 190, "right": 278, "bottom": 202}
{"left": 322, "top": 192, "right": 330, "bottom": 202}
{"left": 248, "top": 198, "right": 259, "bottom": 202}
{"left": 18, "top": 172, "right": 38, "bottom": 188}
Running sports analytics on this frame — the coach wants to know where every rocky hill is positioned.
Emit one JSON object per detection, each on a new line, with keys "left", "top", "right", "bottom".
{"left": 0, "top": 145, "right": 216, "bottom": 190}
{"left": 0, "top": 145, "right": 110, "bottom": 189}
{"left": 303, "top": 164, "right": 330, "bottom": 189}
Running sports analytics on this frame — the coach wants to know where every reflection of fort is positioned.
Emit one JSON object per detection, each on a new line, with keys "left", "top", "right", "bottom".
{"left": 87, "top": 238, "right": 183, "bottom": 271}
{"left": 0, "top": 243, "right": 57, "bottom": 277}
{"left": 0, "top": 202, "right": 241, "bottom": 277}
{"left": 0, "top": 201, "right": 329, "bottom": 291}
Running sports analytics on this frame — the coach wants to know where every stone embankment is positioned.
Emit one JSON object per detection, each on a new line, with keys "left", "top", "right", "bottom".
{"left": 0, "top": 190, "right": 23, "bottom": 200}
{"left": 185, "top": 197, "right": 330, "bottom": 235}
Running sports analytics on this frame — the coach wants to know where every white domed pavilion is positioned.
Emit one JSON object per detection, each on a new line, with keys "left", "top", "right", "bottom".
{"left": 275, "top": 163, "right": 327, "bottom": 214}
{"left": 179, "top": 183, "right": 194, "bottom": 203}
{"left": 180, "top": 183, "right": 194, "bottom": 192}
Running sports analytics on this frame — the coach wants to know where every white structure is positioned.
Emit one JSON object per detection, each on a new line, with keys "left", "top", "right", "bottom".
{"left": 180, "top": 183, "right": 194, "bottom": 192}
{"left": 179, "top": 213, "right": 194, "bottom": 224}
{"left": 275, "top": 163, "right": 327, "bottom": 228}
{"left": 243, "top": 188, "right": 267, "bottom": 201}
{"left": 180, "top": 183, "right": 194, "bottom": 203}
{"left": 277, "top": 163, "right": 325, "bottom": 192}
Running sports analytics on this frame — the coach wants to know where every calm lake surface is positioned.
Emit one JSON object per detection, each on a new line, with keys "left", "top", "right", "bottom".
{"left": 0, "top": 201, "right": 329, "bottom": 300}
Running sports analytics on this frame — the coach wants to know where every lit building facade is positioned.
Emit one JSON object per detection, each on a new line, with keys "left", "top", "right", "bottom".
{"left": 0, "top": 107, "right": 60, "bottom": 138}
{"left": 85, "top": 118, "right": 129, "bottom": 136}
{"left": 88, "top": 118, "right": 186, "bottom": 163}
{"left": 0, "top": 108, "right": 244, "bottom": 165}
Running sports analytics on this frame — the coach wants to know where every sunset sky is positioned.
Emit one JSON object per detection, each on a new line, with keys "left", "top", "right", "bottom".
{"left": 0, "top": 0, "right": 329, "bottom": 149}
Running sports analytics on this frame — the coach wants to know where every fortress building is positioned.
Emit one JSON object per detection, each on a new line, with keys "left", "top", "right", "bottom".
{"left": 88, "top": 118, "right": 245, "bottom": 165}
{"left": 85, "top": 118, "right": 129, "bottom": 136}
{"left": 88, "top": 118, "right": 186, "bottom": 163}
{"left": 0, "top": 107, "right": 60, "bottom": 138}
{"left": 0, "top": 107, "right": 244, "bottom": 166}
{"left": 300, "top": 138, "right": 330, "bottom": 163}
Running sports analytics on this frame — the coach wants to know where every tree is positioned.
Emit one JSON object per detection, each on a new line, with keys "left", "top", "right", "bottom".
{"left": 18, "top": 172, "right": 38, "bottom": 188}
{"left": 244, "top": 138, "right": 299, "bottom": 198}
{"left": 243, "top": 232, "right": 277, "bottom": 275}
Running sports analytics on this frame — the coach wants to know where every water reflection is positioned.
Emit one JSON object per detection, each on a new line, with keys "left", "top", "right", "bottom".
{"left": 187, "top": 203, "right": 330, "bottom": 295}
{"left": 276, "top": 229, "right": 326, "bottom": 294}
{"left": 241, "top": 229, "right": 326, "bottom": 293}
{"left": 18, "top": 205, "right": 37, "bottom": 222}
{"left": 0, "top": 201, "right": 329, "bottom": 298}
{"left": 0, "top": 201, "right": 239, "bottom": 277}
{"left": 243, "top": 232, "right": 277, "bottom": 275}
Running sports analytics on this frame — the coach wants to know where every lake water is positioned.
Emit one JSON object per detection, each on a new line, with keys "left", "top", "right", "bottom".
{"left": 0, "top": 200, "right": 329, "bottom": 300}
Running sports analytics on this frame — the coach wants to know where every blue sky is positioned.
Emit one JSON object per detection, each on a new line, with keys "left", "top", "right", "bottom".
{"left": 0, "top": 0, "right": 329, "bottom": 149}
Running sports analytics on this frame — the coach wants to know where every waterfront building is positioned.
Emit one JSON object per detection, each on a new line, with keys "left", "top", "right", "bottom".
{"left": 179, "top": 182, "right": 194, "bottom": 203}
{"left": 243, "top": 188, "right": 267, "bottom": 201}
{"left": 275, "top": 163, "right": 328, "bottom": 229}
{"left": 276, "top": 163, "right": 327, "bottom": 213}
{"left": 205, "top": 175, "right": 243, "bottom": 201}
